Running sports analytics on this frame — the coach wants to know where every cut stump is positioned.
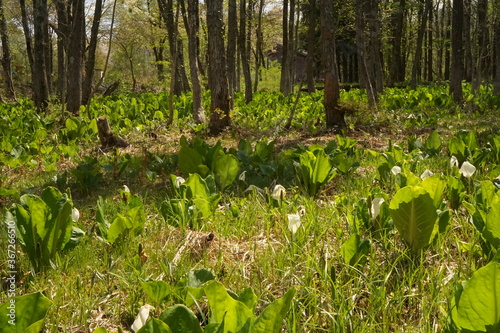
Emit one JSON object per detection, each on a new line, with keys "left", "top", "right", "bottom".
{"left": 96, "top": 116, "right": 129, "bottom": 148}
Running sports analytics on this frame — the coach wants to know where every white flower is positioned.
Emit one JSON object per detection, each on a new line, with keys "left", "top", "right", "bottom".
{"left": 391, "top": 166, "right": 402, "bottom": 176}
{"left": 371, "top": 198, "right": 385, "bottom": 219}
{"left": 131, "top": 304, "right": 154, "bottom": 332}
{"left": 459, "top": 161, "right": 476, "bottom": 178}
{"left": 122, "top": 185, "right": 130, "bottom": 193}
{"left": 287, "top": 214, "right": 301, "bottom": 235}
{"left": 297, "top": 205, "right": 306, "bottom": 216}
{"left": 450, "top": 156, "right": 459, "bottom": 168}
{"left": 272, "top": 184, "right": 286, "bottom": 201}
{"left": 71, "top": 208, "right": 80, "bottom": 223}
{"left": 239, "top": 171, "right": 246, "bottom": 182}
{"left": 174, "top": 176, "right": 185, "bottom": 188}
{"left": 420, "top": 169, "right": 434, "bottom": 180}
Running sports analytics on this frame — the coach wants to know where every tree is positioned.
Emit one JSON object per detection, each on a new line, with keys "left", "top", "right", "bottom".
{"left": 239, "top": 0, "right": 253, "bottom": 103}
{"left": 226, "top": 0, "right": 237, "bottom": 97}
{"left": 494, "top": 0, "right": 500, "bottom": 95}
{"left": 66, "top": 0, "right": 85, "bottom": 115}
{"left": 0, "top": 0, "right": 16, "bottom": 100}
{"left": 449, "top": 0, "right": 463, "bottom": 103}
{"left": 387, "top": 0, "right": 406, "bottom": 87}
{"left": 305, "top": 0, "right": 318, "bottom": 93}
{"left": 82, "top": 0, "right": 103, "bottom": 105}
{"left": 185, "top": 0, "right": 205, "bottom": 124}
{"left": 32, "top": 0, "right": 50, "bottom": 113}
{"left": 206, "top": 0, "right": 231, "bottom": 135}
{"left": 410, "top": 0, "right": 430, "bottom": 90}
{"left": 320, "top": 0, "right": 345, "bottom": 129}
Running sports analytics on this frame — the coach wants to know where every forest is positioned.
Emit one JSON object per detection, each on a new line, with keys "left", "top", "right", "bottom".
{"left": 1, "top": 0, "right": 500, "bottom": 332}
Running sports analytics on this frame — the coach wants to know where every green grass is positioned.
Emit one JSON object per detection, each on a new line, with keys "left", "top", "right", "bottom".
{"left": 1, "top": 86, "right": 500, "bottom": 332}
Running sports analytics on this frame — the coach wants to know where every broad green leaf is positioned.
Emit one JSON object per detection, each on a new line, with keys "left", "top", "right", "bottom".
{"left": 341, "top": 234, "right": 370, "bottom": 266}
{"left": 455, "top": 262, "right": 500, "bottom": 332}
{"left": 137, "top": 318, "right": 172, "bottom": 333}
{"left": 389, "top": 186, "right": 437, "bottom": 254}
{"left": 483, "top": 193, "right": 500, "bottom": 248}
{"left": 92, "top": 328, "right": 108, "bottom": 333}
{"left": 424, "top": 130, "right": 441, "bottom": 155}
{"left": 421, "top": 175, "right": 447, "bottom": 208}
{"left": 107, "top": 215, "right": 134, "bottom": 244}
{"left": 250, "top": 288, "right": 296, "bottom": 333}
{"left": 159, "top": 305, "right": 203, "bottom": 333}
{"left": 238, "top": 288, "right": 258, "bottom": 312}
{"left": 177, "top": 269, "right": 215, "bottom": 307}
{"left": 0, "top": 292, "right": 52, "bottom": 333}
{"left": 141, "top": 281, "right": 171, "bottom": 304}
{"left": 185, "top": 174, "right": 210, "bottom": 200}
{"left": 178, "top": 146, "right": 207, "bottom": 177}
{"left": 213, "top": 154, "right": 240, "bottom": 190}
{"left": 204, "top": 281, "right": 254, "bottom": 333}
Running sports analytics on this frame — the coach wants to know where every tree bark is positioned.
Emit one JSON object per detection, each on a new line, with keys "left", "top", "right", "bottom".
{"left": 82, "top": 0, "right": 103, "bottom": 105}
{"left": 476, "top": 0, "right": 488, "bottom": 81}
{"left": 207, "top": 0, "right": 231, "bottom": 135}
{"left": 280, "top": 0, "right": 292, "bottom": 96}
{"left": 32, "top": 0, "right": 50, "bottom": 113}
{"left": 306, "top": 0, "right": 317, "bottom": 92}
{"left": 253, "top": 0, "right": 264, "bottom": 92}
{"left": 387, "top": 0, "right": 405, "bottom": 87}
{"left": 426, "top": 0, "right": 433, "bottom": 82}
{"left": 227, "top": 0, "right": 237, "bottom": 96}
{"left": 320, "top": 0, "right": 344, "bottom": 129}
{"left": 450, "top": 0, "right": 464, "bottom": 103}
{"left": 66, "top": 0, "right": 85, "bottom": 115}
{"left": 463, "top": 0, "right": 472, "bottom": 82}
{"left": 54, "top": 0, "right": 69, "bottom": 103}
{"left": 410, "top": 0, "right": 430, "bottom": 90}
{"left": 0, "top": 0, "right": 16, "bottom": 100}
{"left": 186, "top": 0, "right": 206, "bottom": 124}
{"left": 494, "top": 0, "right": 500, "bottom": 95}
{"left": 239, "top": 0, "right": 253, "bottom": 103}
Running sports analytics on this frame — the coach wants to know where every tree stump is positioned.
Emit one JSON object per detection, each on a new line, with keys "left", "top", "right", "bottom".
{"left": 96, "top": 116, "right": 129, "bottom": 148}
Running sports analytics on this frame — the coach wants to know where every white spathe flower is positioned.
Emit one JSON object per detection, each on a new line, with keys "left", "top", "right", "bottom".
{"left": 272, "top": 184, "right": 286, "bottom": 201}
{"left": 459, "top": 161, "right": 476, "bottom": 178}
{"left": 450, "top": 156, "right": 459, "bottom": 168}
{"left": 71, "top": 208, "right": 80, "bottom": 223}
{"left": 131, "top": 304, "right": 154, "bottom": 332}
{"left": 122, "top": 185, "right": 131, "bottom": 193}
{"left": 287, "top": 214, "right": 301, "bottom": 235}
{"left": 371, "top": 198, "right": 385, "bottom": 220}
{"left": 239, "top": 171, "right": 246, "bottom": 182}
{"left": 391, "top": 166, "right": 402, "bottom": 176}
{"left": 420, "top": 169, "right": 434, "bottom": 180}
{"left": 174, "top": 176, "right": 185, "bottom": 188}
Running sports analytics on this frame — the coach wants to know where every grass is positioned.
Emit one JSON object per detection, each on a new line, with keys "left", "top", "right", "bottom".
{"left": 1, "top": 87, "right": 499, "bottom": 332}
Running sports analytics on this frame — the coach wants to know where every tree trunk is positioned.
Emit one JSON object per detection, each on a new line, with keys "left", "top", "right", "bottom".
{"left": 426, "top": 0, "right": 433, "bottom": 82}
{"left": 207, "top": 0, "right": 231, "bottom": 135}
{"left": 253, "top": 0, "right": 264, "bottom": 92}
{"left": 66, "top": 0, "right": 85, "bottom": 115}
{"left": 32, "top": 0, "right": 50, "bottom": 113}
{"left": 450, "top": 0, "right": 464, "bottom": 103}
{"left": 494, "top": 0, "right": 500, "bottom": 95}
{"left": 444, "top": 0, "right": 451, "bottom": 81}
{"left": 463, "top": 0, "right": 472, "bottom": 82}
{"left": 410, "top": 0, "right": 430, "bottom": 90}
{"left": 82, "top": 0, "right": 103, "bottom": 105}
{"left": 239, "top": 0, "right": 253, "bottom": 103}
{"left": 187, "top": 0, "right": 206, "bottom": 124}
{"left": 477, "top": 0, "right": 488, "bottom": 81}
{"left": 227, "top": 0, "right": 237, "bottom": 96}
{"left": 280, "top": 0, "right": 292, "bottom": 96}
{"left": 19, "top": 0, "right": 34, "bottom": 79}
{"left": 387, "top": 0, "right": 405, "bottom": 87}
{"left": 367, "top": 0, "right": 383, "bottom": 94}
{"left": 306, "top": 0, "right": 317, "bottom": 92}
{"left": 320, "top": 0, "right": 344, "bottom": 129}
{"left": 0, "top": 0, "right": 16, "bottom": 100}
{"left": 55, "top": 0, "right": 69, "bottom": 103}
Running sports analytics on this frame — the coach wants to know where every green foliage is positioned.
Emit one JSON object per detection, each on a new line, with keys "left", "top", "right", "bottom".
{"left": 159, "top": 305, "right": 203, "bottom": 333}
{"left": 176, "top": 269, "right": 215, "bottom": 307}
{"left": 6, "top": 187, "right": 84, "bottom": 271}
{"left": 454, "top": 261, "right": 500, "bottom": 332}
{"left": 294, "top": 147, "right": 336, "bottom": 197}
{"left": 341, "top": 233, "right": 371, "bottom": 267}
{"left": 0, "top": 292, "right": 52, "bottom": 332}
{"left": 389, "top": 186, "right": 438, "bottom": 254}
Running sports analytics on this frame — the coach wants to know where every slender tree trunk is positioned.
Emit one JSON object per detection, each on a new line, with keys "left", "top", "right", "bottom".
{"left": 239, "top": 0, "right": 253, "bottom": 103}
{"left": 32, "top": 0, "right": 50, "bottom": 113}
{"left": 410, "top": 0, "right": 430, "bottom": 90}
{"left": 66, "top": 0, "right": 85, "bottom": 115}
{"left": 450, "top": 0, "right": 464, "bottom": 103}
{"left": 0, "top": 0, "right": 16, "bottom": 100}
{"left": 20, "top": 0, "right": 34, "bottom": 79}
{"left": 227, "top": 0, "right": 237, "bottom": 96}
{"left": 186, "top": 0, "right": 205, "bottom": 124}
{"left": 306, "top": 0, "right": 317, "bottom": 92}
{"left": 388, "top": 0, "right": 405, "bottom": 87}
{"left": 280, "top": 0, "right": 292, "bottom": 95}
{"left": 477, "top": 0, "right": 488, "bottom": 81}
{"left": 367, "top": 0, "right": 383, "bottom": 93}
{"left": 444, "top": 0, "right": 451, "bottom": 80}
{"left": 207, "top": 0, "right": 231, "bottom": 135}
{"left": 426, "top": 0, "right": 433, "bottom": 82}
{"left": 95, "top": 0, "right": 117, "bottom": 95}
{"left": 253, "top": 0, "right": 264, "bottom": 92}
{"left": 55, "top": 0, "right": 69, "bottom": 103}
{"left": 286, "top": 0, "right": 296, "bottom": 91}
{"left": 463, "top": 0, "right": 472, "bottom": 82}
{"left": 82, "top": 0, "right": 103, "bottom": 105}
{"left": 494, "top": 0, "right": 500, "bottom": 95}
{"left": 437, "top": 0, "right": 444, "bottom": 80}
{"left": 319, "top": 0, "right": 344, "bottom": 129}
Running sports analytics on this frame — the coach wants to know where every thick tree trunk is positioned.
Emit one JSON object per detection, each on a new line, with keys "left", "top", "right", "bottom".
{"left": 207, "top": 0, "right": 231, "bottom": 135}
{"left": 0, "top": 0, "right": 16, "bottom": 100}
{"left": 32, "top": 0, "right": 50, "bottom": 113}
{"left": 187, "top": 0, "right": 205, "bottom": 124}
{"left": 82, "top": 0, "right": 103, "bottom": 105}
{"left": 19, "top": 0, "right": 34, "bottom": 78}
{"left": 306, "top": 0, "right": 317, "bottom": 92}
{"left": 387, "top": 0, "right": 405, "bottom": 87}
{"left": 450, "top": 0, "right": 464, "bottom": 103}
{"left": 239, "top": 0, "right": 253, "bottom": 103}
{"left": 320, "top": 0, "right": 344, "bottom": 129}
{"left": 227, "top": 0, "right": 237, "bottom": 96}
{"left": 66, "top": 0, "right": 85, "bottom": 115}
